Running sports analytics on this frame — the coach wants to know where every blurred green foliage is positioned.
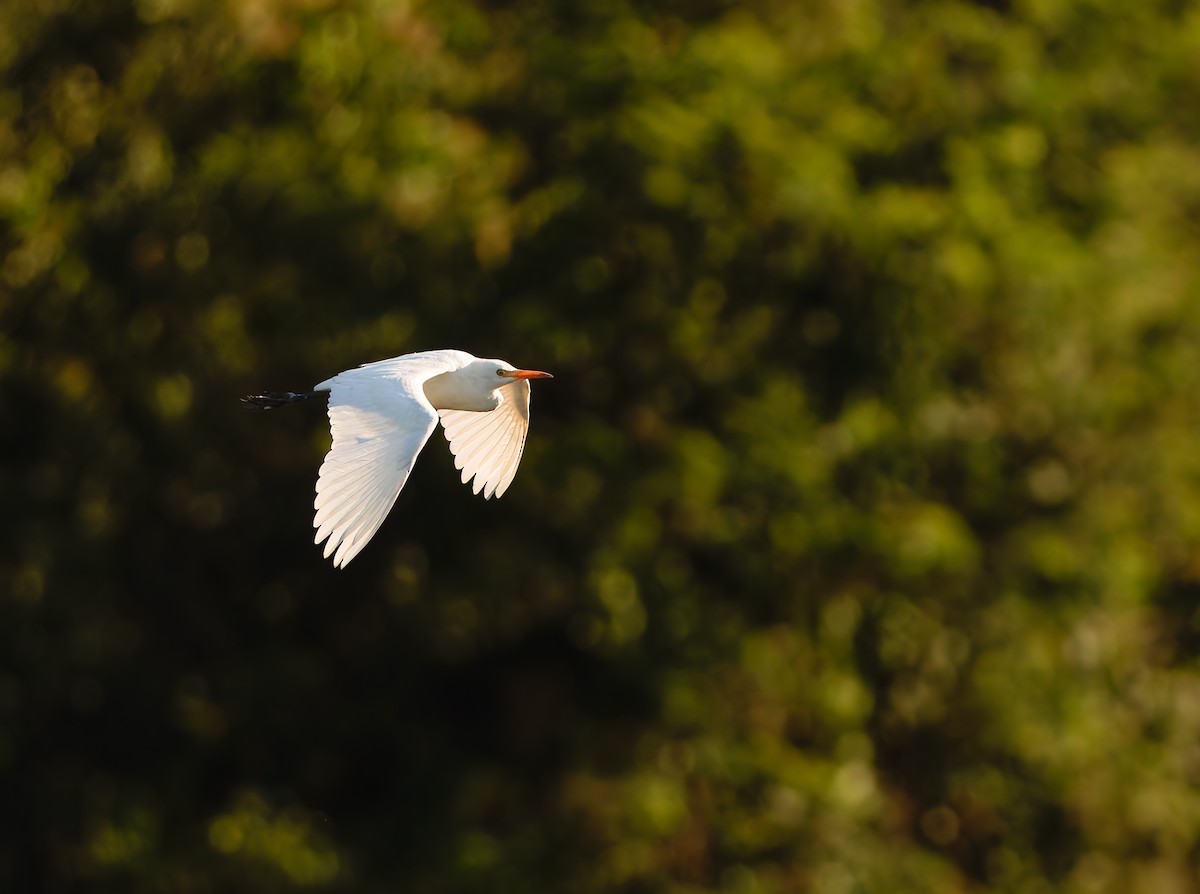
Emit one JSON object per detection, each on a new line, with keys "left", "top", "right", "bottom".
{"left": 5, "top": 0, "right": 1200, "bottom": 890}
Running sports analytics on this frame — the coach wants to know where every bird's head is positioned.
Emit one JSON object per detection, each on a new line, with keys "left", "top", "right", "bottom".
{"left": 427, "top": 356, "right": 553, "bottom": 412}
{"left": 491, "top": 360, "right": 554, "bottom": 384}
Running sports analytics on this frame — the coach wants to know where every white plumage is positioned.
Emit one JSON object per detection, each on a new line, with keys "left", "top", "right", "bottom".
{"left": 247, "top": 349, "right": 552, "bottom": 568}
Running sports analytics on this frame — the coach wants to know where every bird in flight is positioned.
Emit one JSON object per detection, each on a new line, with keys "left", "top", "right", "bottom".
{"left": 244, "top": 349, "right": 553, "bottom": 568}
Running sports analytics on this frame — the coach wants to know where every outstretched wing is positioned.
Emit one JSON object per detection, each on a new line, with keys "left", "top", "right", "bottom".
{"left": 313, "top": 357, "right": 453, "bottom": 568}
{"left": 438, "top": 379, "right": 531, "bottom": 500}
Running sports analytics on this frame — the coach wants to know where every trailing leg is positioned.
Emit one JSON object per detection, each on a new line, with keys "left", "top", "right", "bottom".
{"left": 241, "top": 390, "right": 329, "bottom": 410}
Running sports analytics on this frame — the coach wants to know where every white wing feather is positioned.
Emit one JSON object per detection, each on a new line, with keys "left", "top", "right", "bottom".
{"left": 312, "top": 354, "right": 463, "bottom": 568}
{"left": 438, "top": 379, "right": 531, "bottom": 500}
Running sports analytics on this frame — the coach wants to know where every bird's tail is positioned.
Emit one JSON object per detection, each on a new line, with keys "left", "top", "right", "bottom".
{"left": 241, "top": 390, "right": 329, "bottom": 410}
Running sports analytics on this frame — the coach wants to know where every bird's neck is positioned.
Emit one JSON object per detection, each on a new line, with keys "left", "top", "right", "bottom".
{"left": 423, "top": 370, "right": 502, "bottom": 412}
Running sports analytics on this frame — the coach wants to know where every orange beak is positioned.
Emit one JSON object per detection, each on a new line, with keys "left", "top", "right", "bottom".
{"left": 505, "top": 369, "right": 554, "bottom": 380}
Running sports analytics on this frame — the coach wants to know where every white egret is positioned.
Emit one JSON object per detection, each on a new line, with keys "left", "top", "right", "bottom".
{"left": 244, "top": 349, "right": 553, "bottom": 568}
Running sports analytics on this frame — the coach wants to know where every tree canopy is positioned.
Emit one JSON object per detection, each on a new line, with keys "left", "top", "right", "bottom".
{"left": 6, "top": 0, "right": 1200, "bottom": 891}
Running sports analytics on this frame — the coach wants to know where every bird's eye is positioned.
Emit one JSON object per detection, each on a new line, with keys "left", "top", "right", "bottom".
{"left": 496, "top": 369, "right": 506, "bottom": 377}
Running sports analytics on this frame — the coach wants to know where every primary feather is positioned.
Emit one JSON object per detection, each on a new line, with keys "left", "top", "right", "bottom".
{"left": 438, "top": 378, "right": 531, "bottom": 500}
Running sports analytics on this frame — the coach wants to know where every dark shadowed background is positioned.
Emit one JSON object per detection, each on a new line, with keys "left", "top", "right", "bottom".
{"left": 5, "top": 1, "right": 1200, "bottom": 891}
